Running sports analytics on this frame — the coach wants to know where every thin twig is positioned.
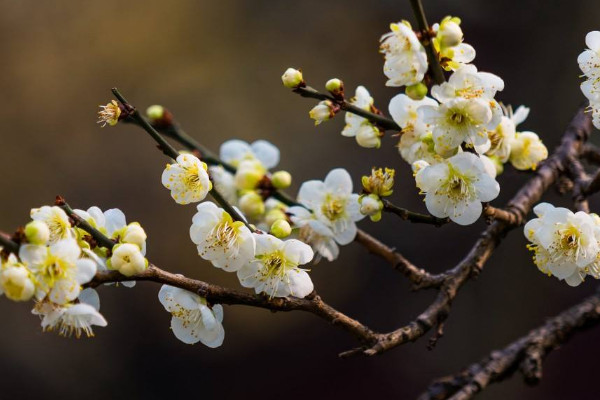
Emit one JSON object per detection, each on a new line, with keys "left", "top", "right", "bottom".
{"left": 293, "top": 86, "right": 401, "bottom": 131}
{"left": 408, "top": 0, "right": 445, "bottom": 84}
{"left": 383, "top": 199, "right": 449, "bottom": 226}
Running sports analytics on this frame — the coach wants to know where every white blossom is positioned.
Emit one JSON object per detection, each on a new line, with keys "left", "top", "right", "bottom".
{"left": 189, "top": 201, "right": 255, "bottom": 272}
{"left": 380, "top": 21, "right": 428, "bottom": 87}
{"left": 524, "top": 203, "right": 600, "bottom": 286}
{"left": 341, "top": 86, "right": 380, "bottom": 148}
{"left": 0, "top": 254, "right": 35, "bottom": 301}
{"left": 509, "top": 131, "right": 548, "bottom": 171}
{"left": 237, "top": 234, "right": 314, "bottom": 298}
{"left": 288, "top": 206, "right": 339, "bottom": 262}
{"left": 32, "top": 288, "right": 107, "bottom": 338}
{"left": 158, "top": 284, "right": 224, "bottom": 347}
{"left": 297, "top": 168, "right": 364, "bottom": 245}
{"left": 486, "top": 105, "right": 529, "bottom": 163}
{"left": 30, "top": 206, "right": 73, "bottom": 244}
{"left": 415, "top": 152, "right": 500, "bottom": 225}
{"left": 162, "top": 153, "right": 211, "bottom": 205}
{"left": 108, "top": 243, "right": 148, "bottom": 277}
{"left": 209, "top": 165, "right": 238, "bottom": 204}
{"left": 419, "top": 97, "right": 498, "bottom": 155}
{"left": 220, "top": 139, "right": 280, "bottom": 170}
{"left": 19, "top": 238, "right": 97, "bottom": 304}
{"left": 388, "top": 93, "right": 440, "bottom": 164}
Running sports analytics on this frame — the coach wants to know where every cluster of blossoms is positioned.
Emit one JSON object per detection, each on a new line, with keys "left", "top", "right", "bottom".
{"left": 0, "top": 205, "right": 149, "bottom": 338}
{"left": 579, "top": 31, "right": 600, "bottom": 129}
{"left": 286, "top": 15, "right": 548, "bottom": 226}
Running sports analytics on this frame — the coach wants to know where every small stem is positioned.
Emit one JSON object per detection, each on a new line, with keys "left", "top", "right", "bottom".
{"left": 0, "top": 233, "right": 20, "bottom": 254}
{"left": 382, "top": 200, "right": 449, "bottom": 226}
{"left": 112, "top": 88, "right": 180, "bottom": 160}
{"left": 293, "top": 86, "right": 401, "bottom": 131}
{"left": 111, "top": 88, "right": 253, "bottom": 231}
{"left": 56, "top": 198, "right": 117, "bottom": 249}
{"left": 409, "top": 0, "right": 445, "bottom": 85}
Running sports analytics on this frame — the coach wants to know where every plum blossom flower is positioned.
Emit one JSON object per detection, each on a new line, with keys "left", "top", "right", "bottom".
{"left": 509, "top": 131, "right": 548, "bottom": 171}
{"left": 189, "top": 201, "right": 255, "bottom": 272}
{"left": 97, "top": 100, "right": 121, "bottom": 127}
{"left": 30, "top": 206, "right": 73, "bottom": 244}
{"left": 524, "top": 203, "right": 600, "bottom": 286}
{"left": 288, "top": 206, "right": 339, "bottom": 263}
{"left": 388, "top": 93, "right": 440, "bottom": 164}
{"left": 0, "top": 254, "right": 35, "bottom": 301}
{"left": 341, "top": 86, "right": 382, "bottom": 149}
{"left": 162, "top": 153, "right": 212, "bottom": 205}
{"left": 19, "top": 238, "right": 97, "bottom": 304}
{"left": 578, "top": 31, "right": 600, "bottom": 129}
{"left": 432, "top": 17, "right": 475, "bottom": 71}
{"left": 380, "top": 21, "right": 428, "bottom": 87}
{"left": 158, "top": 284, "right": 224, "bottom": 347}
{"left": 32, "top": 288, "right": 107, "bottom": 338}
{"left": 415, "top": 152, "right": 500, "bottom": 225}
{"left": 418, "top": 97, "right": 498, "bottom": 156}
{"left": 237, "top": 234, "right": 314, "bottom": 298}
{"left": 297, "top": 168, "right": 364, "bottom": 245}
{"left": 485, "top": 105, "right": 529, "bottom": 163}
{"left": 219, "top": 139, "right": 280, "bottom": 170}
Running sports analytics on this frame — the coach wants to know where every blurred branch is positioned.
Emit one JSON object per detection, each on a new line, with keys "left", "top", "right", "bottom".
{"left": 418, "top": 288, "right": 600, "bottom": 400}
{"left": 409, "top": 0, "right": 445, "bottom": 85}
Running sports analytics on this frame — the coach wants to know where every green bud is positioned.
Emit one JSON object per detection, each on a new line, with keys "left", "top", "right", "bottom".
{"left": 270, "top": 219, "right": 292, "bottom": 238}
{"left": 238, "top": 192, "right": 265, "bottom": 218}
{"left": 146, "top": 105, "right": 165, "bottom": 121}
{"left": 281, "top": 68, "right": 304, "bottom": 88}
{"left": 325, "top": 78, "right": 344, "bottom": 96}
{"left": 271, "top": 171, "right": 292, "bottom": 189}
{"left": 25, "top": 220, "right": 50, "bottom": 245}
{"left": 405, "top": 82, "right": 428, "bottom": 100}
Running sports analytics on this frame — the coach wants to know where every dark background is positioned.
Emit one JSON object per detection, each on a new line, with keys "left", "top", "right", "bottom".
{"left": 0, "top": 0, "right": 599, "bottom": 399}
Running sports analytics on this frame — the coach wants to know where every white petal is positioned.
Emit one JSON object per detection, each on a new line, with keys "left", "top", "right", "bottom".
{"left": 324, "top": 168, "right": 353, "bottom": 195}
{"left": 251, "top": 140, "right": 280, "bottom": 169}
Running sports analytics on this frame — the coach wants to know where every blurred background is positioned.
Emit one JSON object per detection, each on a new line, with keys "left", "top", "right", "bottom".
{"left": 0, "top": 0, "right": 599, "bottom": 398}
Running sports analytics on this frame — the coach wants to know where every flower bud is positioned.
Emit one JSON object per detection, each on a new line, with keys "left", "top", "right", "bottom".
{"left": 309, "top": 100, "right": 335, "bottom": 125}
{"left": 24, "top": 220, "right": 50, "bottom": 245}
{"left": 509, "top": 132, "right": 548, "bottom": 171}
{"left": 325, "top": 78, "right": 344, "bottom": 97}
{"left": 405, "top": 82, "right": 428, "bottom": 100}
{"left": 356, "top": 124, "right": 381, "bottom": 148}
{"left": 122, "top": 222, "right": 147, "bottom": 250}
{"left": 235, "top": 160, "right": 266, "bottom": 190}
{"left": 264, "top": 208, "right": 287, "bottom": 227}
{"left": 281, "top": 68, "right": 304, "bottom": 88}
{"left": 0, "top": 257, "right": 35, "bottom": 302}
{"left": 359, "top": 194, "right": 384, "bottom": 222}
{"left": 271, "top": 170, "right": 292, "bottom": 189}
{"left": 270, "top": 219, "right": 292, "bottom": 238}
{"left": 238, "top": 192, "right": 265, "bottom": 219}
{"left": 437, "top": 17, "right": 463, "bottom": 48}
{"left": 361, "top": 167, "right": 395, "bottom": 197}
{"left": 109, "top": 243, "right": 148, "bottom": 277}
{"left": 146, "top": 105, "right": 165, "bottom": 121}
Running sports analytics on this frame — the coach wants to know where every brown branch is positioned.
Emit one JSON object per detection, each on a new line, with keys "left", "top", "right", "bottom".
{"left": 418, "top": 288, "right": 600, "bottom": 400}
{"left": 344, "top": 105, "right": 592, "bottom": 356}
{"left": 382, "top": 200, "right": 450, "bottom": 226}
{"left": 567, "top": 158, "right": 591, "bottom": 212}
{"left": 581, "top": 142, "right": 600, "bottom": 164}
{"left": 292, "top": 86, "right": 401, "bottom": 131}
{"left": 409, "top": 0, "right": 445, "bottom": 85}
{"left": 89, "top": 265, "right": 378, "bottom": 345}
{"left": 481, "top": 204, "right": 522, "bottom": 225}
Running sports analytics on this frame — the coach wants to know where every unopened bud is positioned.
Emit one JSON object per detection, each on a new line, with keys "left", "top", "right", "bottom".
{"left": 325, "top": 78, "right": 344, "bottom": 97}
{"left": 281, "top": 68, "right": 304, "bottom": 88}
{"left": 271, "top": 171, "right": 292, "bottom": 189}
{"left": 438, "top": 17, "right": 463, "bottom": 48}
{"left": 122, "top": 222, "right": 147, "bottom": 250}
{"left": 25, "top": 220, "right": 50, "bottom": 245}
{"left": 356, "top": 124, "right": 382, "bottom": 149}
{"left": 359, "top": 194, "right": 384, "bottom": 222}
{"left": 309, "top": 100, "right": 335, "bottom": 125}
{"left": 405, "top": 82, "right": 428, "bottom": 100}
{"left": 264, "top": 209, "right": 287, "bottom": 227}
{"left": 270, "top": 219, "right": 292, "bottom": 238}
{"left": 109, "top": 243, "right": 148, "bottom": 277}
{"left": 238, "top": 192, "right": 265, "bottom": 219}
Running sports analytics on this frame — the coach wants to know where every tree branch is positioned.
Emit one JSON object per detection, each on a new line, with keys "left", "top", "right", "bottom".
{"left": 418, "top": 288, "right": 600, "bottom": 400}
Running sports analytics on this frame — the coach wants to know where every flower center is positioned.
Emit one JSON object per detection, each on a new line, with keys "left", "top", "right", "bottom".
{"left": 207, "top": 220, "right": 243, "bottom": 253}
{"left": 39, "top": 254, "right": 69, "bottom": 287}
{"left": 321, "top": 195, "right": 345, "bottom": 221}
{"left": 437, "top": 167, "right": 476, "bottom": 203}
{"left": 183, "top": 165, "right": 202, "bottom": 190}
